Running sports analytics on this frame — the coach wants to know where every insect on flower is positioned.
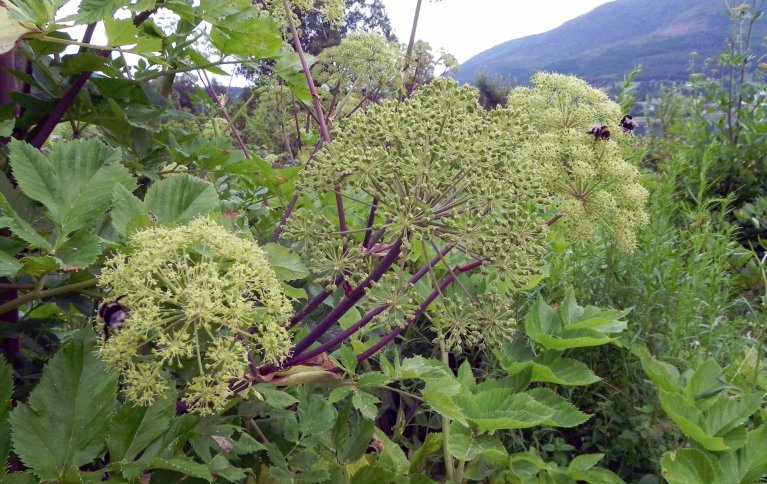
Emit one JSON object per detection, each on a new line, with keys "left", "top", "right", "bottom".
{"left": 98, "top": 295, "right": 129, "bottom": 340}
{"left": 587, "top": 125, "right": 610, "bottom": 141}
{"left": 619, "top": 114, "right": 637, "bottom": 133}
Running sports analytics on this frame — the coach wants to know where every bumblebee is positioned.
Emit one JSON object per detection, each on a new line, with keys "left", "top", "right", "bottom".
{"left": 620, "top": 114, "right": 637, "bottom": 133}
{"left": 587, "top": 125, "right": 610, "bottom": 141}
{"left": 98, "top": 295, "right": 129, "bottom": 340}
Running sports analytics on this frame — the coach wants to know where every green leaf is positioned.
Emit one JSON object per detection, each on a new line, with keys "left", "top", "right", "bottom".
{"left": 9, "top": 334, "right": 118, "bottom": 482}
{"left": 397, "top": 356, "right": 453, "bottom": 380}
{"left": 273, "top": 50, "right": 313, "bottom": 102}
{"left": 374, "top": 429, "right": 409, "bottom": 475}
{"left": 338, "top": 418, "right": 375, "bottom": 464}
{"left": 206, "top": 454, "right": 246, "bottom": 482}
{"left": 705, "top": 393, "right": 762, "bottom": 438}
{"left": 504, "top": 356, "right": 600, "bottom": 387}
{"left": 458, "top": 388, "right": 554, "bottom": 432}
{"left": 526, "top": 388, "right": 590, "bottom": 428}
{"left": 255, "top": 385, "right": 298, "bottom": 408}
{"left": 0, "top": 249, "right": 22, "bottom": 277}
{"left": 111, "top": 184, "right": 148, "bottom": 238}
{"left": 55, "top": 230, "right": 101, "bottom": 268}
{"left": 107, "top": 390, "right": 176, "bottom": 464}
{"left": 635, "top": 346, "right": 683, "bottom": 393}
{"left": 409, "top": 432, "right": 442, "bottom": 473}
{"left": 446, "top": 423, "right": 506, "bottom": 461}
{"left": 0, "top": 193, "right": 52, "bottom": 251}
{"left": 659, "top": 391, "right": 729, "bottom": 451}
{"left": 206, "top": 10, "right": 282, "bottom": 58}
{"left": 421, "top": 378, "right": 467, "bottom": 426}
{"left": 0, "top": 119, "right": 13, "bottom": 137}
{"left": 352, "top": 390, "right": 379, "bottom": 420}
{"left": 0, "top": 3, "right": 36, "bottom": 56}
{"left": 356, "top": 371, "right": 392, "bottom": 388}
{"left": 661, "top": 448, "right": 716, "bottom": 484}
{"left": 8, "top": 139, "right": 136, "bottom": 238}
{"left": 149, "top": 458, "right": 213, "bottom": 481}
{"left": 298, "top": 399, "right": 335, "bottom": 436}
{"left": 262, "top": 243, "right": 308, "bottom": 281}
{"left": 0, "top": 356, "right": 13, "bottom": 465}
{"left": 104, "top": 18, "right": 138, "bottom": 46}
{"left": 18, "top": 255, "right": 59, "bottom": 277}
{"left": 0, "top": 472, "right": 40, "bottom": 484}
{"left": 144, "top": 174, "right": 219, "bottom": 224}
{"left": 74, "top": 0, "right": 131, "bottom": 24}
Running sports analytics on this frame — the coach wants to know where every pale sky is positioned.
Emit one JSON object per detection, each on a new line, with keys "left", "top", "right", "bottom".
{"left": 382, "top": 0, "right": 614, "bottom": 63}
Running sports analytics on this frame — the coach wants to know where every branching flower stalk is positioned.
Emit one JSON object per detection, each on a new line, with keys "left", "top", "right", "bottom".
{"left": 280, "top": 74, "right": 648, "bottom": 366}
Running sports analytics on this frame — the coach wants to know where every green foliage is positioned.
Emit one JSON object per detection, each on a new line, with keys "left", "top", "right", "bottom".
{"left": 9, "top": 332, "right": 118, "bottom": 482}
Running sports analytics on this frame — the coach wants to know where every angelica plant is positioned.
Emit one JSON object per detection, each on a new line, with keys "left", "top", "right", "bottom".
{"left": 280, "top": 74, "right": 647, "bottom": 358}
{"left": 98, "top": 218, "right": 292, "bottom": 415}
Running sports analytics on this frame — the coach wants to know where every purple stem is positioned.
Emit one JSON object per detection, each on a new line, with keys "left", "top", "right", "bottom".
{"left": 200, "top": 70, "right": 250, "bottom": 158}
{"left": 26, "top": 11, "right": 152, "bottom": 148}
{"left": 270, "top": 193, "right": 299, "bottom": 243}
{"left": 362, "top": 198, "right": 379, "bottom": 248}
{"left": 355, "top": 259, "right": 485, "bottom": 364}
{"left": 286, "top": 274, "right": 343, "bottom": 329}
{"left": 287, "top": 239, "right": 402, "bottom": 357}
{"left": 285, "top": 244, "right": 454, "bottom": 366}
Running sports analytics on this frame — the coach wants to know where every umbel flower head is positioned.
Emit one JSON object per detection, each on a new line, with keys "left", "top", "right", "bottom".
{"left": 98, "top": 218, "right": 292, "bottom": 415}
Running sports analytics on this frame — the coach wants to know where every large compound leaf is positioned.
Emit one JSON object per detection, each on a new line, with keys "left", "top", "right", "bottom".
{"left": 9, "top": 334, "right": 118, "bottom": 482}
{"left": 526, "top": 388, "right": 590, "bottom": 428}
{"left": 144, "top": 174, "right": 219, "bottom": 224}
{"left": 525, "top": 293, "right": 627, "bottom": 350}
{"left": 8, "top": 139, "right": 136, "bottom": 239}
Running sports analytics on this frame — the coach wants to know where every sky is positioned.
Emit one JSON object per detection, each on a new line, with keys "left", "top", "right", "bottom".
{"left": 381, "top": 0, "right": 614, "bottom": 63}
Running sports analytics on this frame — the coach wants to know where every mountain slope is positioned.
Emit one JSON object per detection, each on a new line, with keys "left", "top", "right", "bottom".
{"left": 454, "top": 0, "right": 765, "bottom": 86}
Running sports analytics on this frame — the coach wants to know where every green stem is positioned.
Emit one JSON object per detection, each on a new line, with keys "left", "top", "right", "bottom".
{"left": 0, "top": 279, "right": 97, "bottom": 316}
{"left": 381, "top": 385, "right": 423, "bottom": 401}
{"left": 439, "top": 333, "right": 457, "bottom": 482}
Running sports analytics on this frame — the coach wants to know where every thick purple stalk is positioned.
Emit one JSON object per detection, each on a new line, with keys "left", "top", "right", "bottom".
{"left": 285, "top": 244, "right": 454, "bottom": 365}
{"left": 286, "top": 274, "right": 343, "bottom": 329}
{"left": 287, "top": 240, "right": 402, "bottom": 358}
{"left": 362, "top": 198, "right": 379, "bottom": 248}
{"left": 356, "top": 259, "right": 485, "bottom": 364}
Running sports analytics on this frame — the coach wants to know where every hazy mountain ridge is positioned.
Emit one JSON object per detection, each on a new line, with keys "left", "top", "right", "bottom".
{"left": 454, "top": 0, "right": 766, "bottom": 86}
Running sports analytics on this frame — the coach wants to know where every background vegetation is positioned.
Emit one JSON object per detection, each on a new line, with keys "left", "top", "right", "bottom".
{"left": 0, "top": 0, "right": 764, "bottom": 483}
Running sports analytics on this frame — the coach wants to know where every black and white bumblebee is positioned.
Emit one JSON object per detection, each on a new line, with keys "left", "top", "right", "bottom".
{"left": 98, "top": 295, "right": 129, "bottom": 340}
{"left": 587, "top": 124, "right": 610, "bottom": 141}
{"left": 619, "top": 114, "right": 637, "bottom": 133}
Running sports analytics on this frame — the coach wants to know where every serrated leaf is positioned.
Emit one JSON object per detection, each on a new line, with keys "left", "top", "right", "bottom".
{"left": 111, "top": 184, "right": 148, "bottom": 238}
{"left": 206, "top": 12, "right": 282, "bottom": 58}
{"left": 522, "top": 357, "right": 600, "bottom": 386}
{"left": 8, "top": 139, "right": 136, "bottom": 238}
{"left": 422, "top": 378, "right": 467, "bottom": 426}
{"left": 255, "top": 385, "right": 298, "bottom": 408}
{"left": 144, "top": 174, "right": 218, "bottom": 224}
{"left": 374, "top": 429, "right": 409, "bottom": 475}
{"left": 352, "top": 390, "right": 379, "bottom": 420}
{"left": 0, "top": 356, "right": 13, "bottom": 464}
{"left": 409, "top": 433, "right": 442, "bottom": 473}
{"left": 0, "top": 472, "right": 40, "bottom": 484}
{"left": 262, "top": 243, "right": 308, "bottom": 281}
{"left": 659, "top": 390, "right": 729, "bottom": 451}
{"left": 661, "top": 448, "right": 716, "bottom": 484}
{"left": 0, "top": 193, "right": 52, "bottom": 251}
{"left": 526, "top": 388, "right": 590, "bottom": 428}
{"left": 446, "top": 423, "right": 506, "bottom": 461}
{"left": 298, "top": 399, "right": 335, "bottom": 436}
{"left": 0, "top": 119, "right": 13, "bottom": 137}
{"left": 74, "top": 0, "right": 131, "bottom": 24}
{"left": 107, "top": 390, "right": 176, "bottom": 464}
{"left": 55, "top": 230, "right": 101, "bottom": 267}
{"left": 18, "top": 255, "right": 59, "bottom": 277}
{"left": 398, "top": 356, "right": 453, "bottom": 380}
{"left": 356, "top": 371, "right": 391, "bottom": 388}
{"left": 458, "top": 389, "right": 554, "bottom": 432}
{"left": 104, "top": 18, "right": 138, "bottom": 46}
{"left": 338, "top": 418, "right": 375, "bottom": 464}
{"left": 149, "top": 458, "right": 213, "bottom": 481}
{"left": 0, "top": 3, "right": 36, "bottom": 55}
{"left": 9, "top": 334, "right": 118, "bottom": 482}
{"left": 0, "top": 249, "right": 22, "bottom": 277}
{"left": 206, "top": 454, "right": 246, "bottom": 482}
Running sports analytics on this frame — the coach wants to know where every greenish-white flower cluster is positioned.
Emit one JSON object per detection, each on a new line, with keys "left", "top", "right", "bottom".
{"left": 98, "top": 218, "right": 293, "bottom": 415}
{"left": 507, "top": 73, "right": 649, "bottom": 252}
{"left": 288, "top": 75, "right": 648, "bottom": 352}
